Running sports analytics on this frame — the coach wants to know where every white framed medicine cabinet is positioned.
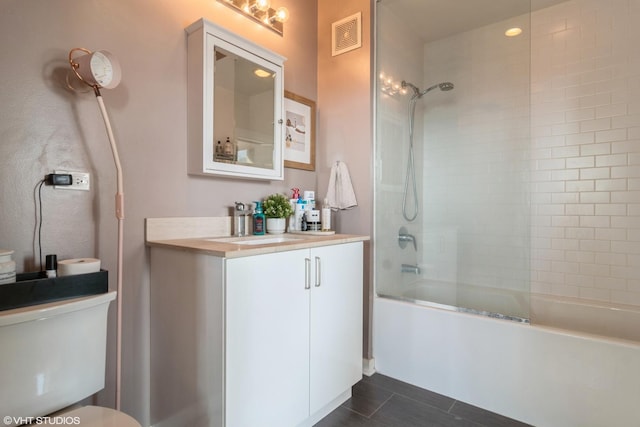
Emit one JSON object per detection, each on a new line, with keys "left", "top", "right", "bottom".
{"left": 186, "top": 18, "right": 286, "bottom": 180}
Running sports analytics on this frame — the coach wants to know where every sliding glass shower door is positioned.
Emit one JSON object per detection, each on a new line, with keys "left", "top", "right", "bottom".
{"left": 375, "top": 0, "right": 532, "bottom": 320}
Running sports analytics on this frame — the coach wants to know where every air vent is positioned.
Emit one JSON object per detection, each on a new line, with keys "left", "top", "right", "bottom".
{"left": 332, "top": 12, "right": 362, "bottom": 57}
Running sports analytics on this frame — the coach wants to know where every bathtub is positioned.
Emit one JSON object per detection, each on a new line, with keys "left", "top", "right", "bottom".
{"left": 530, "top": 293, "right": 640, "bottom": 343}
{"left": 383, "top": 279, "right": 531, "bottom": 322}
{"left": 381, "top": 279, "right": 640, "bottom": 343}
{"left": 373, "top": 286, "right": 640, "bottom": 426}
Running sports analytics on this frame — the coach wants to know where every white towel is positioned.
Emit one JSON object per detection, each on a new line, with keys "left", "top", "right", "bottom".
{"left": 326, "top": 161, "right": 358, "bottom": 210}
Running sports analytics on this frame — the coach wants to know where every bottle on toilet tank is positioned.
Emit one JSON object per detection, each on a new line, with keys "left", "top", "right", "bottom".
{"left": 45, "top": 254, "right": 57, "bottom": 278}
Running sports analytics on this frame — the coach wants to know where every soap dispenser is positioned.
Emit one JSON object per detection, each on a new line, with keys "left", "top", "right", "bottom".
{"left": 253, "top": 201, "right": 265, "bottom": 235}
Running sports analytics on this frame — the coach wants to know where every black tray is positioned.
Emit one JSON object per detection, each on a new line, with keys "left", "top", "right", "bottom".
{"left": 0, "top": 270, "right": 108, "bottom": 311}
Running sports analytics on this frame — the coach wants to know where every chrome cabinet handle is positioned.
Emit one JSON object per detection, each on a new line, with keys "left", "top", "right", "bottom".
{"left": 314, "top": 256, "right": 321, "bottom": 287}
{"left": 305, "top": 258, "right": 311, "bottom": 289}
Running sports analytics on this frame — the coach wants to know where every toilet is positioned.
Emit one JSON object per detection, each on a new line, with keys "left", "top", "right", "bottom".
{"left": 0, "top": 292, "right": 140, "bottom": 427}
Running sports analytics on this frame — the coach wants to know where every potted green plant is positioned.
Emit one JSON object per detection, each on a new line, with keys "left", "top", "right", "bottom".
{"left": 263, "top": 193, "right": 294, "bottom": 234}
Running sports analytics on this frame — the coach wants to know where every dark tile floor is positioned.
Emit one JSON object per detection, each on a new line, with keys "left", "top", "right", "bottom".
{"left": 315, "top": 374, "right": 532, "bottom": 427}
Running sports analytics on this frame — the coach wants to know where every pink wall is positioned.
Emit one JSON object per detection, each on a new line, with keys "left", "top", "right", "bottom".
{"left": 0, "top": 0, "right": 320, "bottom": 423}
{"left": 317, "top": 0, "right": 373, "bottom": 357}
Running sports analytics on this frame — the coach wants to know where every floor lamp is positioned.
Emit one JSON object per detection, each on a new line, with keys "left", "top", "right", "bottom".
{"left": 68, "top": 48, "right": 124, "bottom": 411}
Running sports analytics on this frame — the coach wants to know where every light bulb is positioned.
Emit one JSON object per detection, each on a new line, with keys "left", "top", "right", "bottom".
{"left": 274, "top": 6, "right": 289, "bottom": 23}
{"left": 254, "top": 0, "right": 270, "bottom": 12}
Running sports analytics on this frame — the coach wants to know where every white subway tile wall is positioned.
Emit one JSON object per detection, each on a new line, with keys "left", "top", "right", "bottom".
{"left": 421, "top": 10, "right": 532, "bottom": 304}
{"left": 531, "top": 0, "right": 640, "bottom": 305}
{"left": 375, "top": 3, "right": 430, "bottom": 297}
{"left": 418, "top": 0, "right": 640, "bottom": 307}
{"left": 377, "top": 0, "right": 640, "bottom": 312}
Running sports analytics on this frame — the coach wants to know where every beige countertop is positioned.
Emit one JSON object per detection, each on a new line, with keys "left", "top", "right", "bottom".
{"left": 146, "top": 233, "right": 369, "bottom": 258}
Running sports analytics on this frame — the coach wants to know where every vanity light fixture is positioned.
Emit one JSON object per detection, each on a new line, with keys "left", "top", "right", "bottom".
{"left": 247, "top": 0, "right": 270, "bottom": 12}
{"left": 270, "top": 6, "right": 290, "bottom": 25}
{"left": 218, "top": 0, "right": 290, "bottom": 36}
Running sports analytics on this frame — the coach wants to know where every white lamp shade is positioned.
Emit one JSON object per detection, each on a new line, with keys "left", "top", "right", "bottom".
{"left": 73, "top": 50, "right": 122, "bottom": 89}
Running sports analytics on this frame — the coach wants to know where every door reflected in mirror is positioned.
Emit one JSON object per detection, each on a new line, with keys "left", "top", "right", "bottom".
{"left": 213, "top": 46, "right": 276, "bottom": 170}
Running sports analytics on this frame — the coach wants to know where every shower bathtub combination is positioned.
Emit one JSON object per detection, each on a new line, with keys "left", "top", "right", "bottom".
{"left": 373, "top": 1, "right": 640, "bottom": 426}
{"left": 374, "top": 294, "right": 640, "bottom": 427}
{"left": 380, "top": 278, "right": 640, "bottom": 342}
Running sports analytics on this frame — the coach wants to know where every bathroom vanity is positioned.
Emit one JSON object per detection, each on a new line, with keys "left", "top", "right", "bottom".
{"left": 147, "top": 230, "right": 367, "bottom": 427}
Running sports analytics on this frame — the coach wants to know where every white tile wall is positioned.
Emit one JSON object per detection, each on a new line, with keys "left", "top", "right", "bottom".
{"left": 531, "top": 0, "right": 640, "bottom": 305}
{"left": 377, "top": 0, "right": 640, "bottom": 310}
{"left": 375, "top": 3, "right": 429, "bottom": 297}
{"left": 421, "top": 13, "right": 532, "bottom": 298}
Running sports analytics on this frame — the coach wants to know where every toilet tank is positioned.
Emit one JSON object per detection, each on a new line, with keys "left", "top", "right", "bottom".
{"left": 0, "top": 292, "right": 116, "bottom": 424}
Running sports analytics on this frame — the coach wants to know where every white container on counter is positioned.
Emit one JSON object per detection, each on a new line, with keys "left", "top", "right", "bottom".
{"left": 303, "top": 190, "right": 315, "bottom": 210}
{"left": 322, "top": 200, "right": 332, "bottom": 232}
{"left": 0, "top": 249, "right": 16, "bottom": 285}
{"left": 305, "top": 210, "right": 321, "bottom": 231}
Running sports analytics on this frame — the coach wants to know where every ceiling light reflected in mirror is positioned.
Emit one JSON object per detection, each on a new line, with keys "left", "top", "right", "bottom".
{"left": 254, "top": 68, "right": 272, "bottom": 78}
{"left": 505, "top": 27, "right": 523, "bottom": 37}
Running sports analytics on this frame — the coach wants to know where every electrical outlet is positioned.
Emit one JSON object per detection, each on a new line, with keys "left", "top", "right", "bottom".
{"left": 54, "top": 170, "right": 90, "bottom": 191}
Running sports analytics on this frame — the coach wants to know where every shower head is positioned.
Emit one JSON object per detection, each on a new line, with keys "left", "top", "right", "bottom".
{"left": 401, "top": 80, "right": 455, "bottom": 98}
{"left": 439, "top": 82, "right": 454, "bottom": 91}
{"left": 401, "top": 80, "right": 421, "bottom": 98}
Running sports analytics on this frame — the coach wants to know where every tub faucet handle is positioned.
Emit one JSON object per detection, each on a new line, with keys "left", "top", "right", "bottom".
{"left": 398, "top": 226, "right": 417, "bottom": 251}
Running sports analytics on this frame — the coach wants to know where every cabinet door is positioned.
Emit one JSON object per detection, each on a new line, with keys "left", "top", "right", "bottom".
{"left": 186, "top": 19, "right": 285, "bottom": 180}
{"left": 225, "top": 250, "right": 309, "bottom": 427}
{"left": 309, "top": 242, "right": 363, "bottom": 414}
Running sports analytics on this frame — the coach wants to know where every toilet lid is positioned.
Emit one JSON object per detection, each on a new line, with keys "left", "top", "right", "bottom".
{"left": 41, "top": 406, "right": 140, "bottom": 427}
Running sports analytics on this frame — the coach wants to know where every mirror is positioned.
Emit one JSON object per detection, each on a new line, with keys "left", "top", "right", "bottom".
{"left": 186, "top": 18, "right": 286, "bottom": 180}
{"left": 213, "top": 46, "right": 275, "bottom": 169}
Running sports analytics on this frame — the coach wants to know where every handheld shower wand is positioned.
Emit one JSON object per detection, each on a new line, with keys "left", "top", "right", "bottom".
{"left": 399, "top": 80, "right": 454, "bottom": 222}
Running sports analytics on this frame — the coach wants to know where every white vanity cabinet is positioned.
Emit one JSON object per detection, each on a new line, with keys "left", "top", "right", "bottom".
{"left": 225, "top": 248, "right": 309, "bottom": 427}
{"left": 149, "top": 240, "right": 363, "bottom": 427}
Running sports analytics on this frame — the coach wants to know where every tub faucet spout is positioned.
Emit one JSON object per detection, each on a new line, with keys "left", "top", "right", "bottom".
{"left": 401, "top": 264, "right": 421, "bottom": 275}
